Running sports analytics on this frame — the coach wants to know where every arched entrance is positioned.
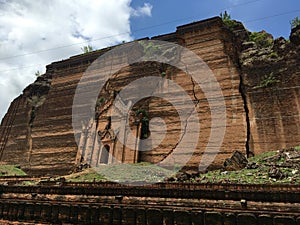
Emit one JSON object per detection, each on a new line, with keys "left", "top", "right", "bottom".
{"left": 100, "top": 145, "right": 110, "bottom": 164}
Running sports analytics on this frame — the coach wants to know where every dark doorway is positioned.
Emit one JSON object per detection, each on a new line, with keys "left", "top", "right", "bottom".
{"left": 100, "top": 145, "right": 110, "bottom": 164}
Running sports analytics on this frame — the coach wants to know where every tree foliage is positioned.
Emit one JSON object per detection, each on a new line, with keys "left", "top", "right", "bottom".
{"left": 35, "top": 70, "right": 41, "bottom": 77}
{"left": 249, "top": 32, "right": 273, "bottom": 48}
{"left": 140, "top": 41, "right": 162, "bottom": 58}
{"left": 81, "top": 45, "right": 93, "bottom": 53}
{"left": 220, "top": 11, "right": 231, "bottom": 21}
{"left": 255, "top": 72, "right": 279, "bottom": 89}
{"left": 220, "top": 11, "right": 238, "bottom": 31}
{"left": 290, "top": 16, "right": 300, "bottom": 29}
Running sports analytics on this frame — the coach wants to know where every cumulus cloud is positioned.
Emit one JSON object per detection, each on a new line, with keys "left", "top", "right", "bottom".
{"left": 0, "top": 0, "right": 152, "bottom": 120}
{"left": 131, "top": 3, "right": 152, "bottom": 17}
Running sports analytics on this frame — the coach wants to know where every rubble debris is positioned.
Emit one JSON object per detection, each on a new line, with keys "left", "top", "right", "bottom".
{"left": 268, "top": 167, "right": 285, "bottom": 180}
{"left": 223, "top": 151, "right": 248, "bottom": 171}
{"left": 246, "top": 162, "right": 259, "bottom": 169}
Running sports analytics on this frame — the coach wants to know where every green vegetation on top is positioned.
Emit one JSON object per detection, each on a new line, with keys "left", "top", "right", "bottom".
{"left": 290, "top": 16, "right": 300, "bottom": 29}
{"left": 220, "top": 11, "right": 275, "bottom": 48}
{"left": 249, "top": 31, "right": 273, "bottom": 48}
{"left": 81, "top": 45, "right": 93, "bottom": 54}
{"left": 0, "top": 165, "right": 27, "bottom": 176}
{"left": 220, "top": 11, "right": 239, "bottom": 31}
{"left": 140, "top": 41, "right": 162, "bottom": 58}
{"left": 35, "top": 70, "right": 42, "bottom": 77}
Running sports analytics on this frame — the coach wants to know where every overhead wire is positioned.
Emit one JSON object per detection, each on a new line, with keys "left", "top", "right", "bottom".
{"left": 245, "top": 9, "right": 300, "bottom": 23}
{"left": 0, "top": 64, "right": 43, "bottom": 73}
{"left": 0, "top": 0, "right": 286, "bottom": 62}
{"left": 0, "top": 1, "right": 298, "bottom": 72}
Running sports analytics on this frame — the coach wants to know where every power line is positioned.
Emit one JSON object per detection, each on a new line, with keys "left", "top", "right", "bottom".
{"left": 245, "top": 9, "right": 300, "bottom": 23}
{"left": 0, "top": 0, "right": 266, "bottom": 62}
{"left": 0, "top": 32, "right": 128, "bottom": 61}
{"left": 0, "top": 64, "right": 43, "bottom": 73}
{"left": 0, "top": 3, "right": 298, "bottom": 63}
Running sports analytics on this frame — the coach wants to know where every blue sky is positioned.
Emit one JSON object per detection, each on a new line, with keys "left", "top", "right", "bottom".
{"left": 130, "top": 0, "right": 300, "bottom": 39}
{"left": 0, "top": 0, "right": 299, "bottom": 120}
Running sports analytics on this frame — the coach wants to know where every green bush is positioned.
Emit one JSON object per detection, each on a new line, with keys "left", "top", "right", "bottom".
{"left": 81, "top": 45, "right": 93, "bottom": 53}
{"left": 290, "top": 16, "right": 300, "bottom": 29}
{"left": 255, "top": 72, "right": 279, "bottom": 89}
{"left": 220, "top": 11, "right": 239, "bottom": 31}
{"left": 35, "top": 70, "right": 41, "bottom": 77}
{"left": 249, "top": 32, "right": 273, "bottom": 48}
{"left": 269, "top": 52, "right": 278, "bottom": 59}
{"left": 96, "top": 97, "right": 105, "bottom": 105}
{"left": 140, "top": 41, "right": 162, "bottom": 58}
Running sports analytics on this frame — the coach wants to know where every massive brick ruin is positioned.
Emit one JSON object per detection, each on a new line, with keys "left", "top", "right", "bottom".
{"left": 0, "top": 17, "right": 299, "bottom": 176}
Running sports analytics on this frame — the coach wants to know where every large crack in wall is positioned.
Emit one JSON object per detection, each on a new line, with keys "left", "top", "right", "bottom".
{"left": 238, "top": 70, "right": 251, "bottom": 157}
{"left": 237, "top": 23, "right": 300, "bottom": 155}
{"left": 221, "top": 21, "right": 252, "bottom": 159}
{"left": 25, "top": 74, "right": 52, "bottom": 165}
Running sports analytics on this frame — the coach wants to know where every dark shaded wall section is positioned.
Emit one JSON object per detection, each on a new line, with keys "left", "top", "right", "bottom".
{"left": 240, "top": 25, "right": 300, "bottom": 155}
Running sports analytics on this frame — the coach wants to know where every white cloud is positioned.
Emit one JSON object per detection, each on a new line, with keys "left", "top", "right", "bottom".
{"left": 131, "top": 3, "right": 152, "bottom": 17}
{"left": 0, "top": 0, "right": 152, "bottom": 120}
